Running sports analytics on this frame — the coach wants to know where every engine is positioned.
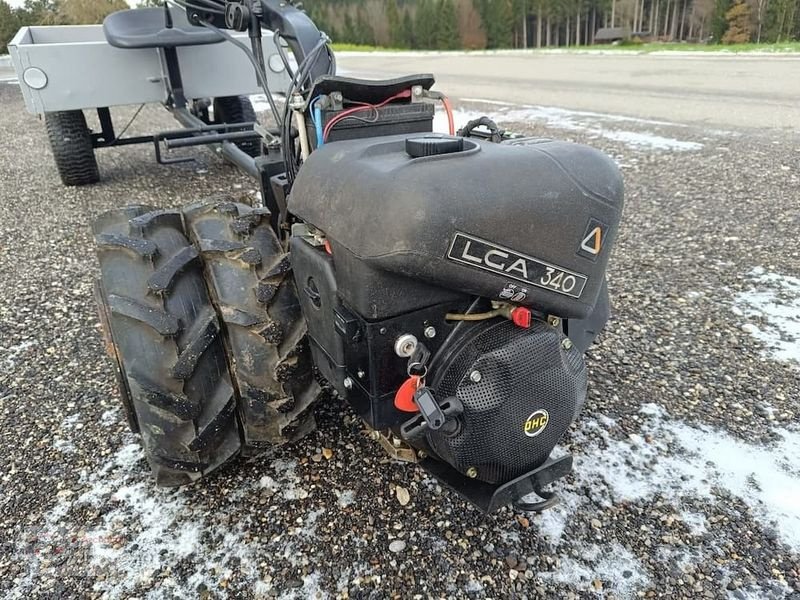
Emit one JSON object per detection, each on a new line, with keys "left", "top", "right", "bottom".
{"left": 286, "top": 99, "right": 623, "bottom": 509}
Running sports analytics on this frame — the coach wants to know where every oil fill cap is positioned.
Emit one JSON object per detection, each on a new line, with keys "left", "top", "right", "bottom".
{"left": 406, "top": 135, "right": 464, "bottom": 158}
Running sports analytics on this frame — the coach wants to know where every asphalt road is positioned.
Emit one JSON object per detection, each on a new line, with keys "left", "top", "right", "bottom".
{"left": 337, "top": 51, "right": 800, "bottom": 130}
{"left": 1, "top": 52, "right": 799, "bottom": 599}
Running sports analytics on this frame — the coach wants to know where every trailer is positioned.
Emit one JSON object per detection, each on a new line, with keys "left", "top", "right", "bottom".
{"left": 8, "top": 6, "right": 291, "bottom": 186}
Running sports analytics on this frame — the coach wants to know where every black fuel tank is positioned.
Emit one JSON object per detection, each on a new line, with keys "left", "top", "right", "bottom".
{"left": 289, "top": 135, "right": 623, "bottom": 320}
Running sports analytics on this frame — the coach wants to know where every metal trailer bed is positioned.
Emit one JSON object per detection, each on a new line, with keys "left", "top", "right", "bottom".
{"left": 7, "top": 7, "right": 291, "bottom": 182}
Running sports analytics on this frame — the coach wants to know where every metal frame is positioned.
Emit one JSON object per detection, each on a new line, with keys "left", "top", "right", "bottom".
{"left": 9, "top": 18, "right": 289, "bottom": 235}
{"left": 8, "top": 23, "right": 290, "bottom": 114}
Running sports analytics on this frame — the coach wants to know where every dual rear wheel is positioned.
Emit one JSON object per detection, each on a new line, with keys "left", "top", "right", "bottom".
{"left": 93, "top": 200, "right": 318, "bottom": 485}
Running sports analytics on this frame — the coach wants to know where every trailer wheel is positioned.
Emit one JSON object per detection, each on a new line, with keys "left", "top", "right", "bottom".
{"left": 184, "top": 200, "right": 319, "bottom": 451}
{"left": 45, "top": 110, "right": 100, "bottom": 186}
{"left": 212, "top": 96, "right": 260, "bottom": 157}
{"left": 93, "top": 206, "right": 242, "bottom": 486}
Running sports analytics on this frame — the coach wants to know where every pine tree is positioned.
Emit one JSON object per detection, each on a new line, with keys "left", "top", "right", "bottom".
{"left": 436, "top": 0, "right": 461, "bottom": 48}
{"left": 354, "top": 7, "right": 375, "bottom": 45}
{"left": 415, "top": 0, "right": 438, "bottom": 47}
{"left": 401, "top": 8, "right": 415, "bottom": 47}
{"left": 387, "top": 0, "right": 402, "bottom": 46}
{"left": 710, "top": 0, "right": 733, "bottom": 41}
{"left": 1, "top": 0, "right": 18, "bottom": 51}
{"left": 476, "top": 0, "right": 514, "bottom": 48}
{"left": 342, "top": 11, "right": 357, "bottom": 43}
{"left": 721, "top": 0, "right": 752, "bottom": 41}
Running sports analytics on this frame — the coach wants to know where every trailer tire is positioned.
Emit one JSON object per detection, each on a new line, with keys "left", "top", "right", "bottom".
{"left": 212, "top": 96, "right": 260, "bottom": 157}
{"left": 45, "top": 110, "right": 100, "bottom": 186}
{"left": 184, "top": 200, "right": 319, "bottom": 451}
{"left": 93, "top": 206, "right": 243, "bottom": 486}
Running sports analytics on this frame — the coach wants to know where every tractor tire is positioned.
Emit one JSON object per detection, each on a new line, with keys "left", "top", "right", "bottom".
{"left": 93, "top": 206, "right": 242, "bottom": 486}
{"left": 212, "top": 96, "right": 260, "bottom": 157}
{"left": 183, "top": 200, "right": 319, "bottom": 451}
{"left": 45, "top": 110, "right": 100, "bottom": 186}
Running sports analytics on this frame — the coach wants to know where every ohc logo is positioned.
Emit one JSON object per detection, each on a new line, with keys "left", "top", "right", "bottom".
{"left": 524, "top": 410, "right": 549, "bottom": 437}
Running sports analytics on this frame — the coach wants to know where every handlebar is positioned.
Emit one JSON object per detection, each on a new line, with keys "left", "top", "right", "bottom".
{"left": 259, "top": 0, "right": 332, "bottom": 83}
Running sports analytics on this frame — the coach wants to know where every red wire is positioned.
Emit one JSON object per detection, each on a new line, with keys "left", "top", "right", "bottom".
{"left": 441, "top": 95, "right": 455, "bottom": 136}
{"left": 323, "top": 89, "right": 412, "bottom": 142}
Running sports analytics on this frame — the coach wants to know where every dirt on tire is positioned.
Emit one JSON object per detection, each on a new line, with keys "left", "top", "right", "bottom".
{"left": 92, "top": 206, "right": 242, "bottom": 486}
{"left": 183, "top": 199, "right": 319, "bottom": 451}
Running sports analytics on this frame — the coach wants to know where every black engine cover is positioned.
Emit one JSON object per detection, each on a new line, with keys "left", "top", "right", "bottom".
{"left": 289, "top": 134, "right": 623, "bottom": 321}
{"left": 426, "top": 318, "right": 587, "bottom": 484}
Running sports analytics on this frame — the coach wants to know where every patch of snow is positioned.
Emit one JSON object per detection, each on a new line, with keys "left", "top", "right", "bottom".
{"left": 680, "top": 511, "right": 708, "bottom": 536}
{"left": 436, "top": 102, "right": 704, "bottom": 152}
{"left": 271, "top": 457, "right": 309, "bottom": 500}
{"left": 523, "top": 404, "right": 800, "bottom": 598}
{"left": 336, "top": 489, "right": 356, "bottom": 508}
{"left": 8, "top": 434, "right": 332, "bottom": 599}
{"left": 599, "top": 128, "right": 703, "bottom": 151}
{"left": 464, "top": 577, "right": 484, "bottom": 594}
{"left": 99, "top": 409, "right": 120, "bottom": 426}
{"left": 461, "top": 97, "right": 685, "bottom": 127}
{"left": 534, "top": 489, "right": 582, "bottom": 546}
{"left": 735, "top": 268, "right": 800, "bottom": 367}
{"left": 1, "top": 340, "right": 35, "bottom": 374}
{"left": 540, "top": 542, "right": 650, "bottom": 596}
{"left": 53, "top": 438, "right": 76, "bottom": 454}
{"left": 729, "top": 579, "right": 794, "bottom": 599}
{"left": 573, "top": 406, "right": 800, "bottom": 552}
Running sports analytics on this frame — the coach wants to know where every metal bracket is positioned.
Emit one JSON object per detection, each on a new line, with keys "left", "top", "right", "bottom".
{"left": 363, "top": 424, "right": 419, "bottom": 463}
{"left": 420, "top": 453, "right": 574, "bottom": 514}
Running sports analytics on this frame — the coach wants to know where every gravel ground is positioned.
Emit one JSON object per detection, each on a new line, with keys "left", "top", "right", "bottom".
{"left": 0, "top": 81, "right": 799, "bottom": 600}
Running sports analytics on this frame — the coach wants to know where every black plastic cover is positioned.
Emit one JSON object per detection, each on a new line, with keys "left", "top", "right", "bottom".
{"left": 290, "top": 134, "right": 623, "bottom": 320}
{"left": 103, "top": 8, "right": 223, "bottom": 48}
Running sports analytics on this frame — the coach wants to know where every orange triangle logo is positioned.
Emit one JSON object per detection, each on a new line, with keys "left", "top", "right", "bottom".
{"left": 581, "top": 227, "right": 602, "bottom": 255}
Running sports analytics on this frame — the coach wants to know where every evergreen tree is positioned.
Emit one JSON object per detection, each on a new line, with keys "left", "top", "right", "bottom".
{"left": 415, "top": 0, "right": 438, "bottom": 47}
{"left": 763, "top": 0, "right": 800, "bottom": 41}
{"left": 721, "top": 0, "right": 752, "bottom": 41}
{"left": 387, "top": 0, "right": 403, "bottom": 46}
{"left": 342, "top": 11, "right": 357, "bottom": 43}
{"left": 436, "top": 0, "right": 461, "bottom": 48}
{"left": 710, "top": 0, "right": 733, "bottom": 41}
{"left": 475, "top": 0, "right": 515, "bottom": 47}
{"left": 401, "top": 8, "right": 415, "bottom": 47}
{"left": 1, "top": 0, "right": 19, "bottom": 52}
{"left": 354, "top": 7, "right": 375, "bottom": 45}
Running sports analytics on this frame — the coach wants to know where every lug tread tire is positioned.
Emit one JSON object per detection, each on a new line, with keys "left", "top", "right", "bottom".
{"left": 93, "top": 205, "right": 242, "bottom": 486}
{"left": 212, "top": 96, "right": 260, "bottom": 157}
{"left": 45, "top": 110, "right": 100, "bottom": 186}
{"left": 184, "top": 199, "right": 319, "bottom": 449}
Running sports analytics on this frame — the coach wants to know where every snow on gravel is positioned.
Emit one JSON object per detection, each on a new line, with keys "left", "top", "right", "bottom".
{"left": 735, "top": 267, "right": 800, "bottom": 367}
{"left": 518, "top": 403, "right": 800, "bottom": 597}
{"left": 10, "top": 437, "right": 330, "bottom": 599}
{"left": 434, "top": 100, "right": 706, "bottom": 151}
{"left": 0, "top": 340, "right": 35, "bottom": 374}
{"left": 10, "top": 385, "right": 797, "bottom": 600}
{"left": 581, "top": 404, "right": 800, "bottom": 550}
{"left": 540, "top": 542, "right": 651, "bottom": 597}
{"left": 18, "top": 389, "right": 798, "bottom": 599}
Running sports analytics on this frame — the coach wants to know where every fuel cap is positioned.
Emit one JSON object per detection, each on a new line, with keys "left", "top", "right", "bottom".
{"left": 406, "top": 135, "right": 464, "bottom": 158}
